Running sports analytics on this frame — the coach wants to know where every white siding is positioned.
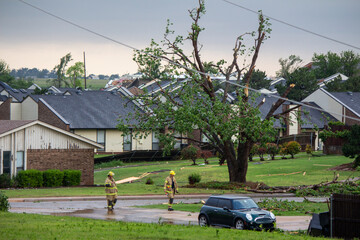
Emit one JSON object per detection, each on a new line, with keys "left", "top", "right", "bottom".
{"left": 288, "top": 106, "right": 299, "bottom": 135}
{"left": 24, "top": 125, "right": 94, "bottom": 149}
{"left": 303, "top": 89, "right": 343, "bottom": 122}
{"left": 10, "top": 102, "right": 22, "bottom": 120}
{"left": 22, "top": 97, "right": 38, "bottom": 120}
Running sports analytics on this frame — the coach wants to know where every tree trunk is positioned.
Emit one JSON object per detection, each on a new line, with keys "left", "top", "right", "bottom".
{"left": 226, "top": 141, "right": 252, "bottom": 183}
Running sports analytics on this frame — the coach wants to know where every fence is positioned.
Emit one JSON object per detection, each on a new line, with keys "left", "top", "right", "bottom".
{"left": 331, "top": 193, "right": 360, "bottom": 238}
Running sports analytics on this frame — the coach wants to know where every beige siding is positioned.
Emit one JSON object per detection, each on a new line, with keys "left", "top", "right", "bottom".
{"left": 105, "top": 130, "right": 123, "bottom": 152}
{"left": 132, "top": 131, "right": 152, "bottom": 150}
{"left": 0, "top": 134, "right": 12, "bottom": 151}
{"left": 289, "top": 106, "right": 299, "bottom": 135}
{"left": 10, "top": 102, "right": 22, "bottom": 120}
{"left": 74, "top": 129, "right": 97, "bottom": 142}
{"left": 25, "top": 125, "right": 94, "bottom": 149}
{"left": 22, "top": 97, "right": 38, "bottom": 120}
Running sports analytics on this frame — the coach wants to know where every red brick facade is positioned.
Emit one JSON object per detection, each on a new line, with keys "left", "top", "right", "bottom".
{"left": 0, "top": 98, "right": 11, "bottom": 120}
{"left": 27, "top": 149, "right": 94, "bottom": 185}
{"left": 38, "top": 100, "right": 70, "bottom": 131}
{"left": 345, "top": 108, "right": 360, "bottom": 126}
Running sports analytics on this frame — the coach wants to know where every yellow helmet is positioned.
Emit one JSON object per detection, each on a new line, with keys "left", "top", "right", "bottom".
{"left": 108, "top": 171, "right": 115, "bottom": 176}
{"left": 170, "top": 170, "right": 176, "bottom": 175}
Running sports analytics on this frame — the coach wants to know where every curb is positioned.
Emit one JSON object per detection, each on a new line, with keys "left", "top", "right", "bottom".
{"left": 9, "top": 193, "right": 296, "bottom": 202}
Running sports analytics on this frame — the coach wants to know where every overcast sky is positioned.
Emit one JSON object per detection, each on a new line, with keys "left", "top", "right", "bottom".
{"left": 1, "top": 0, "right": 359, "bottom": 77}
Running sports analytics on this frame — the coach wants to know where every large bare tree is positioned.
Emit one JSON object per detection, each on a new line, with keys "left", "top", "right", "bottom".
{"left": 118, "top": 0, "right": 294, "bottom": 183}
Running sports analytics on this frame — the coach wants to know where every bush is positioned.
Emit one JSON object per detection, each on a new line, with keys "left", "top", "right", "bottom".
{"left": 145, "top": 177, "right": 154, "bottom": 185}
{"left": 258, "top": 146, "right": 267, "bottom": 161}
{"left": 63, "top": 170, "right": 81, "bottom": 186}
{"left": 17, "top": 169, "right": 43, "bottom": 188}
{"left": 0, "top": 191, "right": 10, "bottom": 212}
{"left": 287, "top": 141, "right": 301, "bottom": 158}
{"left": 266, "top": 143, "right": 279, "bottom": 160}
{"left": 198, "top": 150, "right": 212, "bottom": 164}
{"left": 0, "top": 174, "right": 12, "bottom": 188}
{"left": 305, "top": 144, "right": 312, "bottom": 155}
{"left": 43, "top": 169, "right": 64, "bottom": 187}
{"left": 188, "top": 173, "right": 201, "bottom": 185}
{"left": 181, "top": 144, "right": 200, "bottom": 165}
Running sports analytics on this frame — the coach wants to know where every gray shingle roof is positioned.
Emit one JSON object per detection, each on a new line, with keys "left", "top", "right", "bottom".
{"left": 0, "top": 120, "right": 35, "bottom": 134}
{"left": 300, "top": 102, "right": 337, "bottom": 129}
{"left": 328, "top": 92, "right": 360, "bottom": 117}
{"left": 32, "top": 91, "right": 143, "bottom": 129}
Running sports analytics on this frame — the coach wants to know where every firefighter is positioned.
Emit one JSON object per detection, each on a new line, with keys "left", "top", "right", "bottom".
{"left": 105, "top": 171, "right": 118, "bottom": 211}
{"left": 164, "top": 170, "right": 178, "bottom": 211}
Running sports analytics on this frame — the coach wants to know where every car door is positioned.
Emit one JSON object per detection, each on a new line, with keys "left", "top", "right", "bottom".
{"left": 204, "top": 197, "right": 219, "bottom": 224}
{"left": 216, "top": 199, "right": 235, "bottom": 227}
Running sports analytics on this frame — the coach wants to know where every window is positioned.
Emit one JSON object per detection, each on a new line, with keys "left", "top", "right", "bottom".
{"left": 16, "top": 151, "right": 24, "bottom": 173}
{"left": 97, "top": 130, "right": 105, "bottom": 151}
{"left": 123, "top": 130, "right": 132, "bottom": 151}
{"left": 152, "top": 132, "right": 160, "bottom": 150}
{"left": 3, "top": 151, "right": 11, "bottom": 174}
{"left": 202, "top": 132, "right": 210, "bottom": 143}
{"left": 205, "top": 197, "right": 219, "bottom": 207}
{"left": 174, "top": 132, "right": 181, "bottom": 149}
{"left": 218, "top": 199, "right": 232, "bottom": 209}
{"left": 232, "top": 199, "right": 258, "bottom": 210}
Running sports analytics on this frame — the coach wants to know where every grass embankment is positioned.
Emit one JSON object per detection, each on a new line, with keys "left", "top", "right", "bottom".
{"left": 4, "top": 154, "right": 359, "bottom": 198}
{"left": 33, "top": 78, "right": 108, "bottom": 90}
{"left": 0, "top": 212, "right": 325, "bottom": 240}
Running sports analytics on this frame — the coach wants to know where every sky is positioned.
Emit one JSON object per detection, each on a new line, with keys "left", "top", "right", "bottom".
{"left": 1, "top": 0, "right": 359, "bottom": 77}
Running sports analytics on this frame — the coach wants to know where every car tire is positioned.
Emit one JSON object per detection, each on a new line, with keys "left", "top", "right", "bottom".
{"left": 235, "top": 219, "right": 245, "bottom": 230}
{"left": 198, "top": 215, "right": 209, "bottom": 227}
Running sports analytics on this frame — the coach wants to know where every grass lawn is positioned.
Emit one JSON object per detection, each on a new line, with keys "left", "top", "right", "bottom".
{"left": 3, "top": 154, "right": 359, "bottom": 198}
{"left": 0, "top": 212, "right": 325, "bottom": 240}
{"left": 137, "top": 201, "right": 329, "bottom": 216}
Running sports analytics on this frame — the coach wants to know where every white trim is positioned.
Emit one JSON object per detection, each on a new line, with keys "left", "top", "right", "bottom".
{"left": 320, "top": 88, "right": 360, "bottom": 118}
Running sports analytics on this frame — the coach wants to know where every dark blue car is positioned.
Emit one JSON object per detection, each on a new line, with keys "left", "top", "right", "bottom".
{"left": 198, "top": 195, "right": 276, "bottom": 230}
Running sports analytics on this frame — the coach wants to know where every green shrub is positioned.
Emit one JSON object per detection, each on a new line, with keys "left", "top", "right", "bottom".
{"left": 266, "top": 143, "right": 279, "bottom": 160}
{"left": 63, "top": 170, "right": 81, "bottom": 186}
{"left": 43, "top": 169, "right": 64, "bottom": 187}
{"left": 17, "top": 169, "right": 43, "bottom": 188}
{"left": 0, "top": 174, "right": 12, "bottom": 188}
{"left": 145, "top": 177, "right": 154, "bottom": 185}
{"left": 0, "top": 191, "right": 10, "bottom": 211}
{"left": 249, "top": 144, "right": 259, "bottom": 161}
{"left": 188, "top": 173, "right": 201, "bottom": 185}
{"left": 287, "top": 141, "right": 301, "bottom": 158}
{"left": 305, "top": 144, "right": 312, "bottom": 155}
{"left": 279, "top": 143, "right": 289, "bottom": 159}
{"left": 181, "top": 144, "right": 200, "bottom": 165}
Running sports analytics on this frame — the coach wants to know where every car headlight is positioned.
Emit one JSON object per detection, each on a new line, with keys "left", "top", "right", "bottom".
{"left": 246, "top": 213, "right": 253, "bottom": 221}
{"left": 270, "top": 212, "right": 276, "bottom": 220}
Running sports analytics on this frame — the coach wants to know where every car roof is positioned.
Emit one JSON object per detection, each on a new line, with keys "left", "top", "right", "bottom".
{"left": 208, "top": 195, "right": 251, "bottom": 200}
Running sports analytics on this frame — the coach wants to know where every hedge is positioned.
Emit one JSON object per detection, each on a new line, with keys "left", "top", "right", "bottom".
{"left": 43, "top": 170, "right": 64, "bottom": 187}
{"left": 0, "top": 174, "right": 12, "bottom": 188}
{"left": 17, "top": 169, "right": 43, "bottom": 188}
{"left": 63, "top": 170, "right": 81, "bottom": 186}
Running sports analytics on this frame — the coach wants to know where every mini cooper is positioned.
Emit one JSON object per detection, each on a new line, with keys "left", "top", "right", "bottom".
{"left": 198, "top": 195, "right": 276, "bottom": 230}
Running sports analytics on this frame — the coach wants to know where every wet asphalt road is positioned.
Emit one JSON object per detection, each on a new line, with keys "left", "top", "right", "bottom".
{"left": 9, "top": 195, "right": 326, "bottom": 231}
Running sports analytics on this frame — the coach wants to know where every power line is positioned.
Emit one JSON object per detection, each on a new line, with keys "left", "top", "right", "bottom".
{"left": 17, "top": 0, "right": 360, "bottom": 123}
{"left": 222, "top": 0, "right": 360, "bottom": 51}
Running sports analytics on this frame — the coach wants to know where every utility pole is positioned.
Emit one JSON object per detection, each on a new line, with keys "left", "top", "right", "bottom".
{"left": 83, "top": 51, "right": 87, "bottom": 89}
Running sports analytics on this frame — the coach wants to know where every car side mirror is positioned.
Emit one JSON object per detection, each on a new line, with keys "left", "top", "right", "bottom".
{"left": 223, "top": 207, "right": 230, "bottom": 212}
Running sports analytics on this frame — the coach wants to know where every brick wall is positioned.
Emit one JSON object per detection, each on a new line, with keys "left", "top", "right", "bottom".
{"left": 345, "top": 108, "right": 360, "bottom": 126}
{"left": 27, "top": 149, "right": 94, "bottom": 185}
{"left": 38, "top": 100, "right": 69, "bottom": 131}
{"left": 0, "top": 98, "right": 11, "bottom": 120}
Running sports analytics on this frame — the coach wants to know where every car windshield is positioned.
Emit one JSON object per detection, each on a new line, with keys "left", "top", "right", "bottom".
{"left": 232, "top": 199, "right": 259, "bottom": 210}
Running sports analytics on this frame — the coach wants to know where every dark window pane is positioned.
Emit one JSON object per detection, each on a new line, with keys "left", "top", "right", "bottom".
{"left": 218, "top": 199, "right": 232, "bottom": 209}
{"left": 205, "top": 197, "right": 219, "bottom": 207}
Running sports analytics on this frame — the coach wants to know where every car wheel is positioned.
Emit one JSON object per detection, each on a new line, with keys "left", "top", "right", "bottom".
{"left": 235, "top": 219, "right": 245, "bottom": 230}
{"left": 198, "top": 215, "right": 209, "bottom": 227}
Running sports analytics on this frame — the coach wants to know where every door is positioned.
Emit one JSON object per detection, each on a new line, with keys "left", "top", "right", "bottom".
{"left": 3, "top": 151, "right": 11, "bottom": 174}
{"left": 216, "top": 199, "right": 235, "bottom": 227}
